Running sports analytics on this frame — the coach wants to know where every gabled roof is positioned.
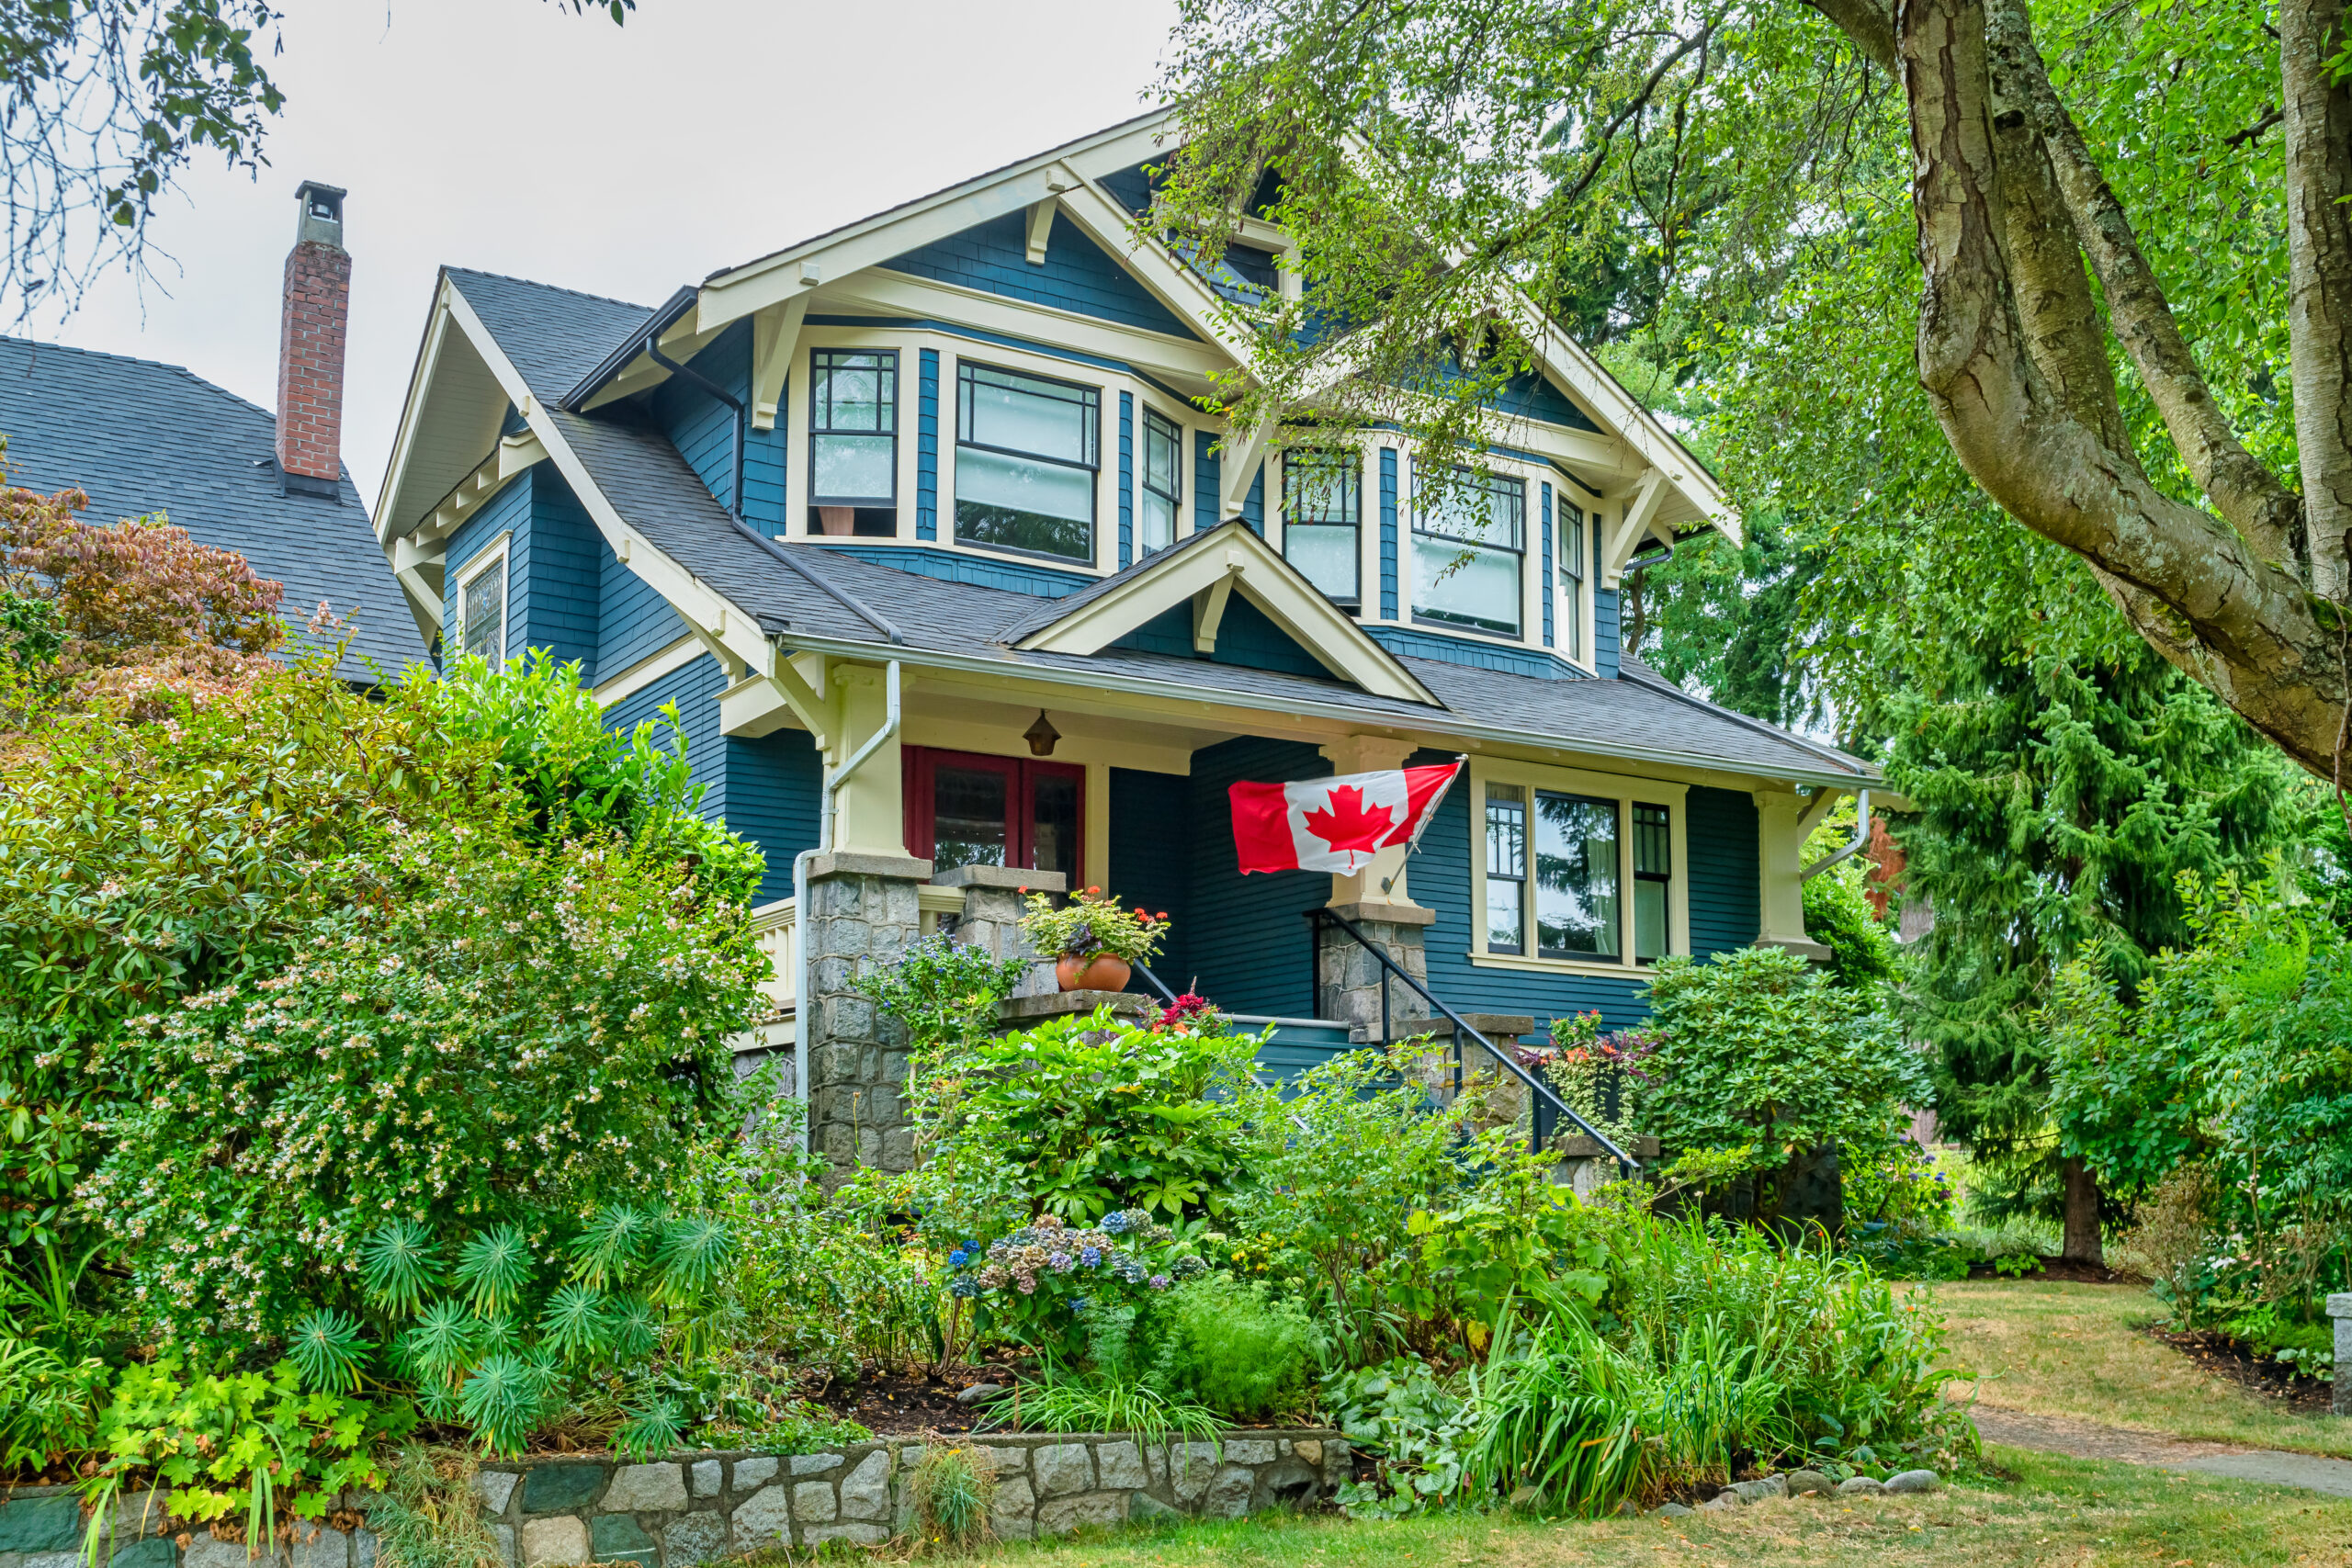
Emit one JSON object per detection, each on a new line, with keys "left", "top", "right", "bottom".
{"left": 1002, "top": 520, "right": 1435, "bottom": 704}
{"left": 0, "top": 337, "right": 424, "bottom": 679}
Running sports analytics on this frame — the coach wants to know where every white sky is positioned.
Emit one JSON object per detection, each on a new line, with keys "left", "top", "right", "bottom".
{"left": 35, "top": 0, "right": 1180, "bottom": 506}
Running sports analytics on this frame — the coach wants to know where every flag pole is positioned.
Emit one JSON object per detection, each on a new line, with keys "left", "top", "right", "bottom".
{"left": 1379, "top": 756, "right": 1467, "bottom": 896}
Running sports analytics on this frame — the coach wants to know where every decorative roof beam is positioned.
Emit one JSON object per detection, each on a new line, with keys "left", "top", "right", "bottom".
{"left": 751, "top": 296, "right": 808, "bottom": 432}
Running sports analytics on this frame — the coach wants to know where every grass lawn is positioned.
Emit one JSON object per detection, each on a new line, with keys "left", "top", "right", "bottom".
{"left": 1925, "top": 1280, "right": 2352, "bottom": 1459}
{"left": 985, "top": 1450, "right": 2352, "bottom": 1567}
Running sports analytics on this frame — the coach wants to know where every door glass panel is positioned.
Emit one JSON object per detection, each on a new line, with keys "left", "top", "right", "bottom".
{"left": 933, "top": 764, "right": 1010, "bottom": 871}
{"left": 1030, "top": 772, "right": 1080, "bottom": 884}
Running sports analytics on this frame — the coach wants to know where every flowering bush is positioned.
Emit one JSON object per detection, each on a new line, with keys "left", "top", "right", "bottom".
{"left": 947, "top": 1210, "right": 1204, "bottom": 1353}
{"left": 1151, "top": 991, "right": 1231, "bottom": 1034}
{"left": 1017, "top": 886, "right": 1168, "bottom": 963}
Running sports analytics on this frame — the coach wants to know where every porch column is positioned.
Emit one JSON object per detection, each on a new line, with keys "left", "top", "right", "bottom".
{"left": 1315, "top": 735, "right": 1434, "bottom": 1039}
{"left": 802, "top": 849, "right": 931, "bottom": 1187}
{"left": 933, "top": 863, "right": 1066, "bottom": 998}
{"left": 1753, "top": 788, "right": 1831, "bottom": 961}
{"left": 826, "top": 663, "right": 908, "bottom": 859}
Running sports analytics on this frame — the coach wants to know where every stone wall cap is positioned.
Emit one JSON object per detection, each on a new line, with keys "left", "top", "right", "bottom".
{"left": 1325, "top": 900, "right": 1437, "bottom": 927}
{"left": 806, "top": 851, "right": 934, "bottom": 883}
{"left": 1555, "top": 1134, "right": 1661, "bottom": 1158}
{"left": 1425, "top": 1012, "right": 1538, "bottom": 1036}
{"left": 2327, "top": 1292, "right": 2352, "bottom": 1316}
{"left": 998, "top": 990, "right": 1152, "bottom": 1023}
{"left": 931, "top": 864, "right": 1066, "bottom": 893}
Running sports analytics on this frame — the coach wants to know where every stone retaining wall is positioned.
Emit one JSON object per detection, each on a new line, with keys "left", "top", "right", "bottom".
{"left": 0, "top": 1430, "right": 1350, "bottom": 1568}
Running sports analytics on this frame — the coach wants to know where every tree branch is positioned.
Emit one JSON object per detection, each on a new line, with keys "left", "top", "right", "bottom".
{"left": 2280, "top": 0, "right": 2352, "bottom": 598}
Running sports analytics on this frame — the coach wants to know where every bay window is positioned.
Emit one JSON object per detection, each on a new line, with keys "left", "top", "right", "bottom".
{"left": 1282, "top": 448, "right": 1361, "bottom": 604}
{"left": 956, "top": 362, "right": 1099, "bottom": 562}
{"left": 1139, "top": 406, "right": 1182, "bottom": 558}
{"left": 808, "top": 349, "right": 898, "bottom": 536}
{"left": 1413, "top": 468, "right": 1523, "bottom": 637}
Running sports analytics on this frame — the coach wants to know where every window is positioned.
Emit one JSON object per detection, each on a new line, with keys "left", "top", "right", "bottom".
{"left": 1533, "top": 792, "right": 1620, "bottom": 958}
{"left": 458, "top": 546, "right": 507, "bottom": 663}
{"left": 1139, "top": 407, "right": 1182, "bottom": 557}
{"left": 903, "top": 747, "right": 1083, "bottom": 886}
{"left": 956, "top": 362, "right": 1099, "bottom": 562}
{"left": 1282, "top": 448, "right": 1361, "bottom": 604}
{"left": 1558, "top": 501, "right": 1585, "bottom": 660}
{"left": 1633, "top": 802, "right": 1671, "bottom": 963}
{"left": 1413, "top": 468, "right": 1523, "bottom": 637}
{"left": 1485, "top": 784, "right": 1528, "bottom": 955}
{"left": 808, "top": 349, "right": 898, "bottom": 536}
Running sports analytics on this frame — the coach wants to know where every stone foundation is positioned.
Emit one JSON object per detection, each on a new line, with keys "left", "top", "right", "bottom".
{"left": 1314, "top": 904, "right": 1433, "bottom": 1043}
{"left": 799, "top": 852, "right": 929, "bottom": 1183}
{"left": 0, "top": 1430, "right": 1351, "bottom": 1567}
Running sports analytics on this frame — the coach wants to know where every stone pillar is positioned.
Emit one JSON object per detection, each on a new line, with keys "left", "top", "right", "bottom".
{"left": 1315, "top": 904, "right": 1434, "bottom": 1041}
{"left": 1753, "top": 788, "right": 1831, "bottom": 962}
{"left": 1317, "top": 735, "right": 1422, "bottom": 908}
{"left": 932, "top": 864, "right": 1068, "bottom": 998}
{"left": 2331, "top": 1292, "right": 2352, "bottom": 1416}
{"left": 801, "top": 850, "right": 930, "bottom": 1187}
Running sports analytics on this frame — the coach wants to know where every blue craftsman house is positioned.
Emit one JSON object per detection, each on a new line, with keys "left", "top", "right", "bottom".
{"left": 373, "top": 111, "right": 1873, "bottom": 1169}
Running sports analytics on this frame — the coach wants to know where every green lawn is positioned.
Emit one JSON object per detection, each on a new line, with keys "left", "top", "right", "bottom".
{"left": 1925, "top": 1280, "right": 2352, "bottom": 1459}
{"left": 985, "top": 1450, "right": 2351, "bottom": 1568}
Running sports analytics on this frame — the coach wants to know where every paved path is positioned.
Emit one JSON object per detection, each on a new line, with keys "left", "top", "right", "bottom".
{"left": 1973, "top": 1407, "right": 2352, "bottom": 1497}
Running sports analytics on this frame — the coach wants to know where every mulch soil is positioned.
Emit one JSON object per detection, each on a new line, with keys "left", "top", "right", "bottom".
{"left": 1965, "top": 1256, "right": 2136, "bottom": 1284}
{"left": 805, "top": 1366, "right": 1023, "bottom": 1438}
{"left": 2140, "top": 1325, "right": 2337, "bottom": 1415}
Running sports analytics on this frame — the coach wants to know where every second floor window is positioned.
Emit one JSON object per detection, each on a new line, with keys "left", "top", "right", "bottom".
{"left": 1139, "top": 406, "right": 1182, "bottom": 557}
{"left": 1559, "top": 501, "right": 1585, "bottom": 659}
{"left": 808, "top": 349, "right": 898, "bottom": 536}
{"left": 458, "top": 547, "right": 506, "bottom": 663}
{"left": 1414, "top": 468, "right": 1523, "bottom": 637}
{"left": 956, "top": 362, "right": 1099, "bottom": 563}
{"left": 1282, "top": 448, "right": 1361, "bottom": 604}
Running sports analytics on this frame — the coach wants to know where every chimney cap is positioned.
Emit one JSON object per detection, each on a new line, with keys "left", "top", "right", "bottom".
{"left": 293, "top": 181, "right": 347, "bottom": 247}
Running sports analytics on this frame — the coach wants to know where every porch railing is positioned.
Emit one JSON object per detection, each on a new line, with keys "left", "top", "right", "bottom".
{"left": 1307, "top": 906, "right": 1640, "bottom": 1177}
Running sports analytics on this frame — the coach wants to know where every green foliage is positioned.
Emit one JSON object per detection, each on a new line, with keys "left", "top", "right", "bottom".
{"left": 987, "top": 1363, "right": 1221, "bottom": 1448}
{"left": 1635, "top": 947, "right": 1926, "bottom": 1213}
{"left": 1403, "top": 1134, "right": 1613, "bottom": 1339}
{"left": 0, "top": 1334, "right": 113, "bottom": 1471}
{"left": 363, "top": 1447, "right": 508, "bottom": 1568}
{"left": 1801, "top": 863, "right": 1900, "bottom": 993}
{"left": 1015, "top": 887, "right": 1169, "bottom": 964}
{"left": 1323, "top": 1357, "right": 1477, "bottom": 1517}
{"left": 1149, "top": 1273, "right": 1320, "bottom": 1420}
{"left": 904, "top": 1445, "right": 997, "bottom": 1551}
{"left": 851, "top": 932, "right": 1027, "bottom": 1063}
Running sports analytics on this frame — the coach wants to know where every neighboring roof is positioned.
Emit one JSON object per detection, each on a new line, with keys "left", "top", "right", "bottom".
{"left": 0, "top": 338, "right": 425, "bottom": 679}
{"left": 450, "top": 270, "right": 1872, "bottom": 787}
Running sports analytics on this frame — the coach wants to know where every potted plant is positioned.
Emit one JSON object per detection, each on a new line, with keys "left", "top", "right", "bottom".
{"left": 1018, "top": 886, "right": 1169, "bottom": 992}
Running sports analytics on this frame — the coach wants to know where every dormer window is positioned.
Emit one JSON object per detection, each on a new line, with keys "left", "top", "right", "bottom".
{"left": 1139, "top": 406, "right": 1182, "bottom": 557}
{"left": 1413, "top": 468, "right": 1523, "bottom": 637}
{"left": 1559, "top": 500, "right": 1586, "bottom": 660}
{"left": 1282, "top": 448, "right": 1360, "bottom": 606}
{"left": 808, "top": 349, "right": 898, "bottom": 536}
{"left": 956, "top": 362, "right": 1099, "bottom": 563}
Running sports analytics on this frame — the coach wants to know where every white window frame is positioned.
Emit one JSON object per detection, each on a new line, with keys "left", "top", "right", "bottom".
{"left": 1135, "top": 396, "right": 1193, "bottom": 559}
{"left": 1464, "top": 756, "right": 1688, "bottom": 976}
{"left": 454, "top": 531, "right": 512, "bottom": 664}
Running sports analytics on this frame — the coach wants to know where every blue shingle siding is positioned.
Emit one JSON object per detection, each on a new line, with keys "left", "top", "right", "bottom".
{"left": 1595, "top": 587, "right": 1621, "bottom": 679}
{"left": 1098, "top": 162, "right": 1156, "bottom": 217}
{"left": 1108, "top": 766, "right": 1191, "bottom": 988}
{"left": 1117, "top": 391, "right": 1135, "bottom": 569}
{"left": 1111, "top": 597, "right": 1337, "bottom": 682}
{"left": 1242, "top": 460, "right": 1264, "bottom": 536}
{"left": 725, "top": 728, "right": 823, "bottom": 904}
{"left": 1193, "top": 430, "right": 1220, "bottom": 534}
{"left": 523, "top": 468, "right": 604, "bottom": 677}
{"left": 600, "top": 533, "right": 690, "bottom": 675}
{"left": 882, "top": 210, "right": 1202, "bottom": 341}
{"left": 1378, "top": 447, "right": 1399, "bottom": 618}
{"left": 1686, "top": 784, "right": 1759, "bottom": 956}
{"left": 443, "top": 472, "right": 534, "bottom": 660}
{"left": 822, "top": 543, "right": 1093, "bottom": 597}
{"left": 653, "top": 325, "right": 751, "bottom": 516}
{"left": 916, "top": 348, "right": 940, "bottom": 541}
{"left": 1184, "top": 736, "right": 1328, "bottom": 1017}
{"left": 1494, "top": 369, "right": 1601, "bottom": 433}
{"left": 1363, "top": 625, "right": 1583, "bottom": 680}
{"left": 1540, "top": 484, "right": 1555, "bottom": 649}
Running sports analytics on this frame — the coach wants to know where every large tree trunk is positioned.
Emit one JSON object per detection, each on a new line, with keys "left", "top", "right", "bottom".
{"left": 2282, "top": 0, "right": 2352, "bottom": 600}
{"left": 2061, "top": 1156, "right": 2102, "bottom": 1267}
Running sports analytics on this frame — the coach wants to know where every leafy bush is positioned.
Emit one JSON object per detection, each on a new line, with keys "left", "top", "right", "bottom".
{"left": 852, "top": 932, "right": 1027, "bottom": 1064}
{"left": 0, "top": 1336, "right": 111, "bottom": 1472}
{"left": 1150, "top": 1273, "right": 1320, "bottom": 1420}
{"left": 985, "top": 1364, "right": 1220, "bottom": 1448}
{"left": 1635, "top": 946, "right": 1927, "bottom": 1218}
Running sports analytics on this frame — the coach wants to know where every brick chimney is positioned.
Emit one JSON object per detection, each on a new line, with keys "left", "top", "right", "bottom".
{"left": 276, "top": 180, "right": 351, "bottom": 499}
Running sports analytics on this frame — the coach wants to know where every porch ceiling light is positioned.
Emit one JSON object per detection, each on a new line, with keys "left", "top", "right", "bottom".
{"left": 1024, "top": 708, "right": 1061, "bottom": 757}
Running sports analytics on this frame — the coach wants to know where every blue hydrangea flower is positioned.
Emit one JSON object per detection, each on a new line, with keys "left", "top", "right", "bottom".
{"left": 947, "top": 1249, "right": 969, "bottom": 1269}
{"left": 1069, "top": 1296, "right": 1089, "bottom": 1313}
{"left": 1102, "top": 1211, "right": 1131, "bottom": 1235}
{"left": 1080, "top": 1246, "right": 1102, "bottom": 1267}
{"left": 1048, "top": 1251, "right": 1074, "bottom": 1272}
{"left": 1149, "top": 1274, "right": 1170, "bottom": 1291}
{"left": 948, "top": 1276, "right": 980, "bottom": 1298}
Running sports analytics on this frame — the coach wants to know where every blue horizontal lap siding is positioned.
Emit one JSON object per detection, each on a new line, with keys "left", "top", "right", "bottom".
{"left": 916, "top": 349, "right": 939, "bottom": 541}
{"left": 1184, "top": 737, "right": 1327, "bottom": 1018}
{"left": 822, "top": 543, "right": 1093, "bottom": 597}
{"left": 724, "top": 728, "right": 823, "bottom": 904}
{"left": 1686, "top": 785, "right": 1760, "bottom": 957}
{"left": 523, "top": 469, "right": 604, "bottom": 678}
{"left": 1118, "top": 391, "right": 1135, "bottom": 569}
{"left": 601, "top": 542, "right": 690, "bottom": 674}
{"left": 1592, "top": 518, "right": 1620, "bottom": 678}
{"left": 1108, "top": 766, "right": 1191, "bottom": 991}
{"left": 1194, "top": 432, "right": 1220, "bottom": 534}
{"left": 1494, "top": 370, "right": 1601, "bottom": 433}
{"left": 882, "top": 211, "right": 1203, "bottom": 341}
{"left": 1363, "top": 624, "right": 1583, "bottom": 679}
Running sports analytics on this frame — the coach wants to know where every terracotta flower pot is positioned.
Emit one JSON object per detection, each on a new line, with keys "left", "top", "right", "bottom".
{"left": 1056, "top": 952, "right": 1133, "bottom": 993}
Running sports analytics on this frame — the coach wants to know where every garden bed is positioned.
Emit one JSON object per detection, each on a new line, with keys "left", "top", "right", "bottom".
{"left": 2139, "top": 1325, "right": 2336, "bottom": 1414}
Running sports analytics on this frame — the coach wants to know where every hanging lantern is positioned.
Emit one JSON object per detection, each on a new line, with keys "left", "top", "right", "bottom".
{"left": 1024, "top": 708, "right": 1061, "bottom": 757}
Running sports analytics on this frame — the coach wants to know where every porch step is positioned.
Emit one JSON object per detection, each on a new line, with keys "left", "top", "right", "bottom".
{"left": 1233, "top": 1015, "right": 1358, "bottom": 1088}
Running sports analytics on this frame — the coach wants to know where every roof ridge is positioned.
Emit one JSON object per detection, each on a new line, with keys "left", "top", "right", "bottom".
{"left": 0, "top": 335, "right": 275, "bottom": 422}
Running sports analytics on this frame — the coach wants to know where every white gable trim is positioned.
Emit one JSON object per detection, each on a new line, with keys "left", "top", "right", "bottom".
{"left": 1014, "top": 522, "right": 1437, "bottom": 705}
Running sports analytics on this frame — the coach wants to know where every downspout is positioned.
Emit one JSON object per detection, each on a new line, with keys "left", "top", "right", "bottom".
{"left": 1800, "top": 789, "right": 1872, "bottom": 882}
{"left": 789, "top": 659, "right": 901, "bottom": 1151}
{"left": 644, "top": 339, "right": 748, "bottom": 521}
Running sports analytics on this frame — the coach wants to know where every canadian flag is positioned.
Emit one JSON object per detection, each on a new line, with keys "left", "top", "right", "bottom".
{"left": 1229, "top": 761, "right": 1464, "bottom": 875}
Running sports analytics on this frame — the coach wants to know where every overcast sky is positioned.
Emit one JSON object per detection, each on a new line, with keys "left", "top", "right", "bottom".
{"left": 34, "top": 0, "right": 1179, "bottom": 508}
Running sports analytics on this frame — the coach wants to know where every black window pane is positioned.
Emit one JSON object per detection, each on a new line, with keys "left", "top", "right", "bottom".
{"left": 1534, "top": 792, "right": 1619, "bottom": 957}
{"left": 1030, "top": 773, "right": 1080, "bottom": 883}
{"left": 933, "top": 766, "right": 1008, "bottom": 872}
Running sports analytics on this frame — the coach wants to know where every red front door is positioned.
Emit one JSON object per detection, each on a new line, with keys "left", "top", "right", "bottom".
{"left": 903, "top": 747, "right": 1084, "bottom": 886}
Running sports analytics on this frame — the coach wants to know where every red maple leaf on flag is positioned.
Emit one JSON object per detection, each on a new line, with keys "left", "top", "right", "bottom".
{"left": 1302, "top": 784, "right": 1398, "bottom": 855}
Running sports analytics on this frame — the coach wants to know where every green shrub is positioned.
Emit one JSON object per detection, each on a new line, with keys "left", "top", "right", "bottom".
{"left": 903, "top": 1445, "right": 997, "bottom": 1551}
{"left": 1151, "top": 1273, "right": 1320, "bottom": 1420}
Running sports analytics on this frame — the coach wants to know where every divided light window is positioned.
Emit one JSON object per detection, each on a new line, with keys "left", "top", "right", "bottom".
{"left": 1558, "top": 501, "right": 1585, "bottom": 659}
{"left": 1414, "top": 468, "right": 1523, "bottom": 637}
{"left": 1139, "top": 406, "right": 1182, "bottom": 557}
{"left": 458, "top": 548, "right": 507, "bottom": 663}
{"left": 1633, "top": 802, "right": 1671, "bottom": 963}
{"left": 1282, "top": 448, "right": 1361, "bottom": 605}
{"left": 956, "top": 362, "right": 1099, "bottom": 563}
{"left": 808, "top": 349, "right": 898, "bottom": 536}
{"left": 1485, "top": 784, "right": 1528, "bottom": 954}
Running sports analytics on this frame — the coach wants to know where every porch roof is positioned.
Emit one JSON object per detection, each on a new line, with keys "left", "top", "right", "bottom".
{"left": 445, "top": 268, "right": 1874, "bottom": 789}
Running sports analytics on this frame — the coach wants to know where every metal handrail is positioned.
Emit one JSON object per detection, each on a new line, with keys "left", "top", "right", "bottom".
{"left": 1130, "top": 960, "right": 1181, "bottom": 1006}
{"left": 1309, "top": 907, "right": 1639, "bottom": 1176}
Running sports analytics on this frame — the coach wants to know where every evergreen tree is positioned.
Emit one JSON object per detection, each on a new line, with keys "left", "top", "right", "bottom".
{"left": 1884, "top": 641, "right": 2302, "bottom": 1263}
